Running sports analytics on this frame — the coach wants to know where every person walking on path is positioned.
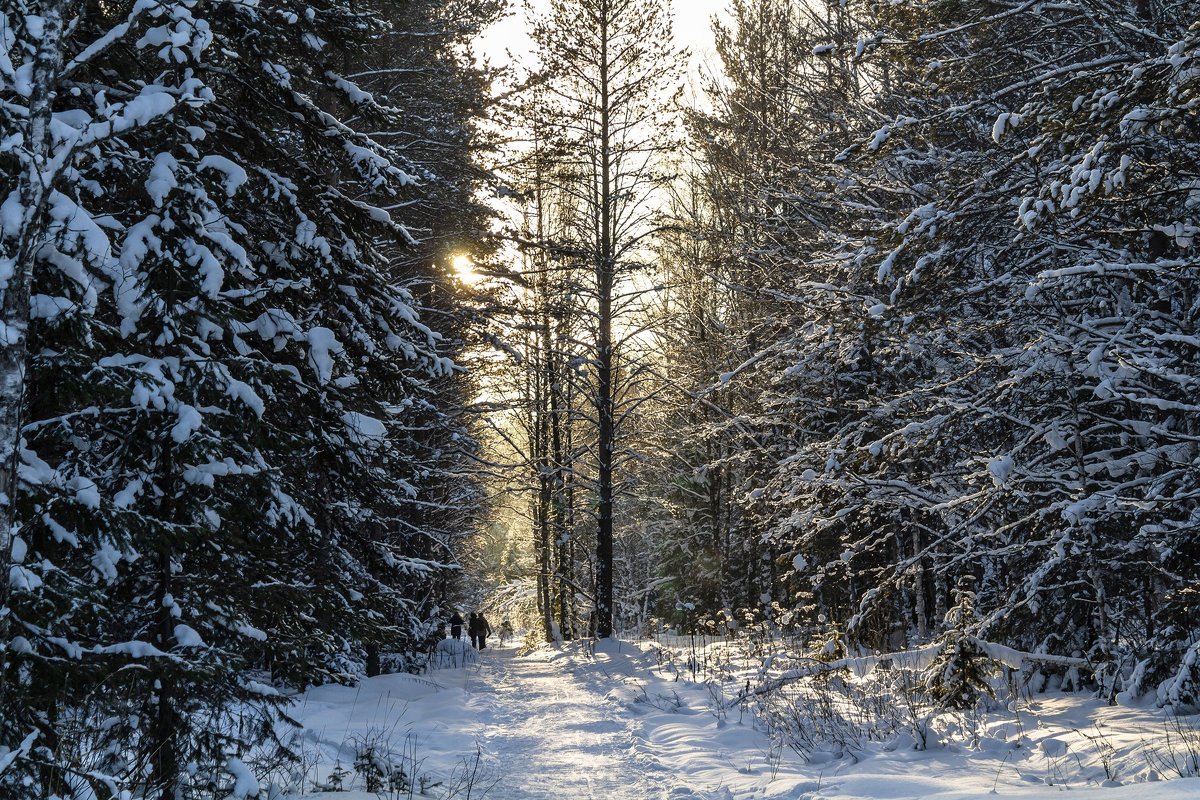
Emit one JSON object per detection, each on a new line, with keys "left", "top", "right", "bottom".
{"left": 449, "top": 610, "right": 464, "bottom": 640}
{"left": 474, "top": 612, "right": 493, "bottom": 650}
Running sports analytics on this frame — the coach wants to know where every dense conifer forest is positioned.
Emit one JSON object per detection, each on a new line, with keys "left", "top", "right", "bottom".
{"left": 1, "top": 1, "right": 1197, "bottom": 797}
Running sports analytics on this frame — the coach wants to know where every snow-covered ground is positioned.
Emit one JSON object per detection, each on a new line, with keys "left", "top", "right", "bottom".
{"left": 282, "top": 637, "right": 1200, "bottom": 800}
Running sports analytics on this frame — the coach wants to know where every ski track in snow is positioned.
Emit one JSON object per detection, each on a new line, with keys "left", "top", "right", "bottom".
{"left": 465, "top": 647, "right": 669, "bottom": 799}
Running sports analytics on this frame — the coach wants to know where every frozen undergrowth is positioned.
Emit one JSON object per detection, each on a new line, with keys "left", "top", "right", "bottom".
{"left": 632, "top": 631, "right": 1200, "bottom": 796}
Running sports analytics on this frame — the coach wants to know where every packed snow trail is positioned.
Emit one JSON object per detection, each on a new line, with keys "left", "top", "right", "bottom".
{"left": 461, "top": 642, "right": 672, "bottom": 799}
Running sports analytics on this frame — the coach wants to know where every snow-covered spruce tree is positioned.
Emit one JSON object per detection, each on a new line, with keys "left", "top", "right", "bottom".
{"left": 831, "top": 1, "right": 1200, "bottom": 686}
{"left": 654, "top": 0, "right": 807, "bottom": 619}
{"left": 924, "top": 578, "right": 994, "bottom": 710}
{"left": 762, "top": 0, "right": 1045, "bottom": 655}
{"left": 353, "top": 0, "right": 503, "bottom": 266}
{"left": 680, "top": 0, "right": 899, "bottom": 639}
{"left": 1154, "top": 588, "right": 1200, "bottom": 708}
{"left": 287, "top": 0, "right": 502, "bottom": 678}
{"left": 1, "top": 1, "right": 483, "bottom": 795}
{"left": 644, "top": 184, "right": 732, "bottom": 624}
{"left": 995, "top": 5, "right": 1200, "bottom": 705}
{"left": 663, "top": 0, "right": 1200, "bottom": 686}
{"left": 0, "top": 4, "right": 238, "bottom": 793}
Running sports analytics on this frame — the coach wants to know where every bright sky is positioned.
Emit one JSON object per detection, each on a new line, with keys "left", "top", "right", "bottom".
{"left": 477, "top": 0, "right": 728, "bottom": 72}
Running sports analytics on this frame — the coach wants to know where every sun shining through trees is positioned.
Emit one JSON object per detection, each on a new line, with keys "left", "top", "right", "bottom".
{"left": 2, "top": 0, "right": 1200, "bottom": 797}
{"left": 451, "top": 254, "right": 484, "bottom": 285}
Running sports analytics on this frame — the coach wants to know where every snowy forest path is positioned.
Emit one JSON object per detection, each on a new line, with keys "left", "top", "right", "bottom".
{"left": 461, "top": 644, "right": 675, "bottom": 799}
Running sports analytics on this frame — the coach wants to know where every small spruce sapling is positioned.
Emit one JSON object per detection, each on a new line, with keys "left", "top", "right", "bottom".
{"left": 925, "top": 576, "right": 995, "bottom": 710}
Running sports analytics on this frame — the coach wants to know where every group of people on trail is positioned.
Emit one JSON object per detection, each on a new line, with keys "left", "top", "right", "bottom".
{"left": 448, "top": 610, "right": 493, "bottom": 650}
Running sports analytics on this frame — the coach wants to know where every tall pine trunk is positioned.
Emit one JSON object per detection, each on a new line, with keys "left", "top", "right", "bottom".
{"left": 594, "top": 7, "right": 616, "bottom": 639}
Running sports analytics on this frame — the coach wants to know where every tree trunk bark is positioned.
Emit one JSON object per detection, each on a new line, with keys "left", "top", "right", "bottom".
{"left": 0, "top": 0, "right": 67, "bottom": 708}
{"left": 594, "top": 5, "right": 616, "bottom": 640}
{"left": 149, "top": 551, "right": 179, "bottom": 799}
{"left": 913, "top": 526, "right": 929, "bottom": 639}
{"left": 551, "top": 337, "right": 571, "bottom": 639}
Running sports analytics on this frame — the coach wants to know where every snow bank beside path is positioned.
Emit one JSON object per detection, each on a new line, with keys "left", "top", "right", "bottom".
{"left": 551, "top": 639, "right": 1200, "bottom": 800}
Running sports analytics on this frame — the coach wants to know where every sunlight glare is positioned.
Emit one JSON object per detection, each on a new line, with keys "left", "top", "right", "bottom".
{"left": 452, "top": 254, "right": 482, "bottom": 285}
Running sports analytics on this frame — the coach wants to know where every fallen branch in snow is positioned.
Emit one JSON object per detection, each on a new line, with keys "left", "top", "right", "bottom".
{"left": 721, "top": 638, "right": 1091, "bottom": 710}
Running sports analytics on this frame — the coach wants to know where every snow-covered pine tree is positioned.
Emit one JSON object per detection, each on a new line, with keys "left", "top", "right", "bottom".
{"left": 482, "top": 96, "right": 604, "bottom": 642}
{"left": 528, "top": 0, "right": 683, "bottom": 638}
